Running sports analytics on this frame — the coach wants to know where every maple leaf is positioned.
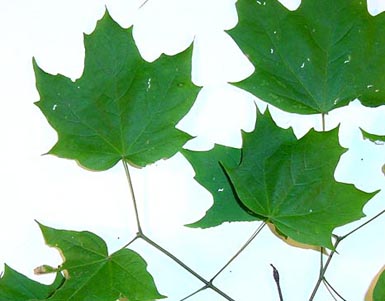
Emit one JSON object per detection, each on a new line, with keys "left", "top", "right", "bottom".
{"left": 34, "top": 11, "right": 199, "bottom": 171}
{"left": 225, "top": 109, "right": 377, "bottom": 248}
{"left": 182, "top": 145, "right": 259, "bottom": 228}
{"left": 0, "top": 265, "right": 63, "bottom": 301}
{"left": 184, "top": 109, "right": 377, "bottom": 248}
{"left": 229, "top": 0, "right": 385, "bottom": 114}
{"left": 37, "top": 223, "right": 165, "bottom": 301}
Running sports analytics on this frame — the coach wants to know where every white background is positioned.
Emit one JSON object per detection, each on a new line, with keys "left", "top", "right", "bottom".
{"left": 1, "top": 0, "right": 385, "bottom": 300}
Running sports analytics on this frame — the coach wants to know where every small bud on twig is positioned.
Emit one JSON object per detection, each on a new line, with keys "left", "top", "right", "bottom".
{"left": 270, "top": 264, "right": 283, "bottom": 301}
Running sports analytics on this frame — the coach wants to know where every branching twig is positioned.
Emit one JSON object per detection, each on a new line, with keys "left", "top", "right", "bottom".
{"left": 178, "top": 222, "right": 266, "bottom": 300}
{"left": 120, "top": 234, "right": 140, "bottom": 250}
{"left": 323, "top": 277, "right": 347, "bottom": 301}
{"left": 179, "top": 285, "right": 207, "bottom": 301}
{"left": 309, "top": 239, "right": 341, "bottom": 300}
{"left": 139, "top": 233, "right": 235, "bottom": 301}
{"left": 121, "top": 160, "right": 235, "bottom": 301}
{"left": 309, "top": 208, "right": 385, "bottom": 300}
{"left": 323, "top": 280, "right": 338, "bottom": 301}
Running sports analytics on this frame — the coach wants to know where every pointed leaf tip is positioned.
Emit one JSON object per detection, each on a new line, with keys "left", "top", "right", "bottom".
{"left": 361, "top": 128, "right": 385, "bottom": 144}
{"left": 230, "top": 0, "right": 385, "bottom": 113}
{"left": 35, "top": 10, "right": 199, "bottom": 171}
{"left": 37, "top": 225, "right": 165, "bottom": 300}
{"left": 182, "top": 144, "right": 259, "bottom": 228}
{"left": 226, "top": 110, "right": 375, "bottom": 248}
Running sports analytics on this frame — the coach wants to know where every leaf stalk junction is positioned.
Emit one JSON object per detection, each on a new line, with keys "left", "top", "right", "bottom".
{"left": 309, "top": 209, "right": 385, "bottom": 300}
{"left": 123, "top": 157, "right": 385, "bottom": 301}
{"left": 122, "top": 160, "right": 268, "bottom": 301}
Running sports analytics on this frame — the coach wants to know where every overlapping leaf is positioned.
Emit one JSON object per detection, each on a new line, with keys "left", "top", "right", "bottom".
{"left": 228, "top": 113, "right": 374, "bottom": 248}
{"left": 37, "top": 223, "right": 164, "bottom": 301}
{"left": 228, "top": 110, "right": 377, "bottom": 248}
{"left": 182, "top": 145, "right": 259, "bottom": 228}
{"left": 34, "top": 11, "right": 199, "bottom": 171}
{"left": 185, "top": 110, "right": 377, "bottom": 248}
{"left": 0, "top": 265, "right": 63, "bottom": 301}
{"left": 229, "top": 0, "right": 385, "bottom": 114}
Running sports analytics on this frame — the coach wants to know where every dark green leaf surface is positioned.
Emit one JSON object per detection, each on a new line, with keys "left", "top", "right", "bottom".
{"left": 230, "top": 0, "right": 385, "bottom": 114}
{"left": 34, "top": 11, "right": 199, "bottom": 171}
{"left": 373, "top": 268, "right": 385, "bottom": 301}
{"left": 226, "top": 110, "right": 376, "bottom": 248}
{"left": 182, "top": 145, "right": 259, "bottom": 228}
{"left": 0, "top": 265, "right": 63, "bottom": 301}
{"left": 38, "top": 223, "right": 165, "bottom": 301}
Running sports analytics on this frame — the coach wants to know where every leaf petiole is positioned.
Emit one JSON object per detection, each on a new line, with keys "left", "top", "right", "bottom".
{"left": 309, "top": 208, "right": 385, "bottom": 300}
{"left": 321, "top": 113, "right": 326, "bottom": 132}
{"left": 323, "top": 277, "right": 346, "bottom": 301}
{"left": 139, "top": 232, "right": 236, "bottom": 301}
{"left": 121, "top": 160, "right": 235, "bottom": 301}
{"left": 122, "top": 160, "right": 143, "bottom": 234}
{"left": 209, "top": 222, "right": 266, "bottom": 283}
{"left": 179, "top": 285, "right": 207, "bottom": 301}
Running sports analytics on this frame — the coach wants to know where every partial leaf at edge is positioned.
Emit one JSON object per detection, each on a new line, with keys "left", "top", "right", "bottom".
{"left": 182, "top": 145, "right": 259, "bottom": 228}
{"left": 38, "top": 223, "right": 165, "bottom": 301}
{"left": 373, "top": 268, "right": 385, "bottom": 301}
{"left": 230, "top": 0, "right": 385, "bottom": 114}
{"left": 361, "top": 128, "right": 385, "bottom": 144}
{"left": 0, "top": 265, "right": 64, "bottom": 301}
{"left": 34, "top": 10, "right": 199, "bottom": 171}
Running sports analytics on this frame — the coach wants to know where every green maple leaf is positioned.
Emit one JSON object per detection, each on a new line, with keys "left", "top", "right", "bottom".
{"left": 37, "top": 223, "right": 164, "bottom": 301}
{"left": 230, "top": 0, "right": 385, "bottom": 114}
{"left": 223, "top": 110, "right": 376, "bottom": 248}
{"left": 373, "top": 268, "right": 385, "bottom": 301}
{"left": 0, "top": 265, "right": 63, "bottom": 301}
{"left": 182, "top": 145, "right": 259, "bottom": 228}
{"left": 34, "top": 11, "right": 199, "bottom": 171}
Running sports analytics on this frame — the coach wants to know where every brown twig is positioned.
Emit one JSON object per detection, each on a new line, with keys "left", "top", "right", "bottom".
{"left": 270, "top": 264, "right": 283, "bottom": 301}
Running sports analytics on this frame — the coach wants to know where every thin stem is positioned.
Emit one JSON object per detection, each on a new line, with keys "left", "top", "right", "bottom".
{"left": 139, "top": 0, "right": 150, "bottom": 8}
{"left": 210, "top": 222, "right": 266, "bottom": 283}
{"left": 309, "top": 238, "right": 342, "bottom": 300}
{"left": 122, "top": 160, "right": 143, "bottom": 234}
{"left": 323, "top": 280, "right": 338, "bottom": 301}
{"left": 323, "top": 278, "right": 347, "bottom": 301}
{"left": 139, "top": 233, "right": 235, "bottom": 301}
{"left": 121, "top": 161, "right": 234, "bottom": 301}
{"left": 140, "top": 233, "right": 207, "bottom": 284}
{"left": 321, "top": 113, "right": 326, "bottom": 132}
{"left": 309, "top": 208, "right": 385, "bottom": 300}
{"left": 270, "top": 264, "right": 283, "bottom": 301}
{"left": 312, "top": 247, "right": 325, "bottom": 298}
{"left": 179, "top": 285, "right": 207, "bottom": 301}
{"left": 120, "top": 234, "right": 140, "bottom": 250}
{"left": 340, "top": 208, "right": 385, "bottom": 240}
{"left": 319, "top": 247, "right": 324, "bottom": 278}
